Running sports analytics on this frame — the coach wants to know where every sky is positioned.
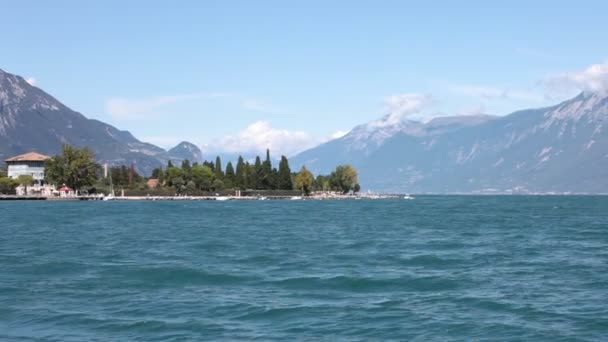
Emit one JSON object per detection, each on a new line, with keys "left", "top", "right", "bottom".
{"left": 3, "top": 1, "right": 608, "bottom": 157}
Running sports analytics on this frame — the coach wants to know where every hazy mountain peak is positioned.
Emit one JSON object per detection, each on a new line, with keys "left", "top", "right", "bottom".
{"left": 543, "top": 92, "right": 608, "bottom": 125}
{"left": 168, "top": 141, "right": 203, "bottom": 163}
{"left": 0, "top": 67, "right": 177, "bottom": 174}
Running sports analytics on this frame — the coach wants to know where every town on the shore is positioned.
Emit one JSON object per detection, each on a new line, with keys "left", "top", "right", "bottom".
{"left": 0, "top": 145, "right": 398, "bottom": 201}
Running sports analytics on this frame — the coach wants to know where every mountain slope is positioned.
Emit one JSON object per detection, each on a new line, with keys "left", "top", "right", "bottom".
{"left": 168, "top": 141, "right": 203, "bottom": 163}
{"left": 291, "top": 93, "right": 608, "bottom": 193}
{"left": 0, "top": 68, "right": 196, "bottom": 174}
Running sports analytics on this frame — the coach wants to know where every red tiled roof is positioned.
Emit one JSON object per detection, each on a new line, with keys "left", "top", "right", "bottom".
{"left": 5, "top": 152, "right": 51, "bottom": 162}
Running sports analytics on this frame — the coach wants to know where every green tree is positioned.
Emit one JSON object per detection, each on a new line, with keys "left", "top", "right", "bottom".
{"left": 214, "top": 156, "right": 223, "bottom": 179}
{"left": 17, "top": 174, "right": 34, "bottom": 194}
{"left": 225, "top": 161, "right": 235, "bottom": 187}
{"left": 253, "top": 156, "right": 262, "bottom": 189}
{"left": 332, "top": 165, "right": 359, "bottom": 193}
{"left": 235, "top": 156, "right": 246, "bottom": 189}
{"left": 261, "top": 149, "right": 274, "bottom": 189}
{"left": 185, "top": 180, "right": 197, "bottom": 194}
{"left": 191, "top": 164, "right": 215, "bottom": 191}
{"left": 294, "top": 166, "right": 314, "bottom": 195}
{"left": 45, "top": 145, "right": 100, "bottom": 190}
{"left": 0, "top": 176, "right": 19, "bottom": 194}
{"left": 181, "top": 160, "right": 192, "bottom": 182}
{"left": 165, "top": 165, "right": 184, "bottom": 187}
{"left": 212, "top": 179, "right": 224, "bottom": 191}
{"left": 172, "top": 177, "right": 185, "bottom": 194}
{"left": 151, "top": 167, "right": 163, "bottom": 179}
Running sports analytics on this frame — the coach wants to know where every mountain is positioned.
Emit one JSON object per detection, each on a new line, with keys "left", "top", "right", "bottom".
{"left": 291, "top": 93, "right": 608, "bottom": 193}
{"left": 0, "top": 68, "right": 199, "bottom": 175}
{"left": 168, "top": 141, "right": 203, "bottom": 163}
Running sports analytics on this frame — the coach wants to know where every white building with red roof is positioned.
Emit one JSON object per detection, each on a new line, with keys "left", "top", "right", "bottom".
{"left": 4, "top": 152, "right": 53, "bottom": 196}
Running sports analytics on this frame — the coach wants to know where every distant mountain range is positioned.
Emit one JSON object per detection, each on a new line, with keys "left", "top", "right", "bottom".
{"left": 292, "top": 92, "right": 608, "bottom": 193}
{"left": 0, "top": 68, "right": 202, "bottom": 174}
{"left": 3, "top": 67, "right": 607, "bottom": 193}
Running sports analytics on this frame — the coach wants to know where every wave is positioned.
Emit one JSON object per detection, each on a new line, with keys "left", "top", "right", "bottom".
{"left": 269, "top": 274, "right": 460, "bottom": 292}
{"left": 109, "top": 266, "right": 253, "bottom": 287}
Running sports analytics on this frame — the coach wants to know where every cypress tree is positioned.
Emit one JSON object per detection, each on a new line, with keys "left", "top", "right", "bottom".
{"left": 235, "top": 156, "right": 245, "bottom": 189}
{"left": 225, "top": 161, "right": 235, "bottom": 180}
{"left": 253, "top": 156, "right": 262, "bottom": 189}
{"left": 262, "top": 149, "right": 273, "bottom": 189}
{"left": 214, "top": 156, "right": 223, "bottom": 179}
{"left": 181, "top": 159, "right": 192, "bottom": 182}
{"left": 277, "top": 156, "right": 293, "bottom": 190}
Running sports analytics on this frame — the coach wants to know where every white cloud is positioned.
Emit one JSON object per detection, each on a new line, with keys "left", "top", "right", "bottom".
{"left": 25, "top": 77, "right": 36, "bottom": 86}
{"left": 330, "top": 130, "right": 349, "bottom": 139}
{"left": 545, "top": 62, "right": 608, "bottom": 96}
{"left": 381, "top": 93, "right": 432, "bottom": 125}
{"left": 206, "top": 121, "right": 321, "bottom": 157}
{"left": 105, "top": 92, "right": 283, "bottom": 120}
{"left": 105, "top": 92, "right": 230, "bottom": 120}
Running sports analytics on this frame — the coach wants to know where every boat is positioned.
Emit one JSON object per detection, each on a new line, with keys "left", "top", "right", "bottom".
{"left": 258, "top": 196, "right": 268, "bottom": 201}
{"left": 290, "top": 196, "right": 302, "bottom": 200}
{"left": 103, "top": 168, "right": 115, "bottom": 201}
{"left": 215, "top": 196, "right": 230, "bottom": 201}
{"left": 403, "top": 194, "right": 415, "bottom": 200}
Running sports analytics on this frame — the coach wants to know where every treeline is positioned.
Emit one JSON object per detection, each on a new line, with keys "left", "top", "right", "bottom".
{"left": 13, "top": 145, "right": 361, "bottom": 196}
{"left": 149, "top": 149, "right": 360, "bottom": 195}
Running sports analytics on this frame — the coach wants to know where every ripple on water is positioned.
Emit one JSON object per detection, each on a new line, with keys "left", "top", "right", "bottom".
{"left": 0, "top": 197, "right": 607, "bottom": 340}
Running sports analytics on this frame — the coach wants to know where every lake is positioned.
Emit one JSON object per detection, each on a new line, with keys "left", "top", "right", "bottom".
{"left": 1, "top": 196, "right": 607, "bottom": 340}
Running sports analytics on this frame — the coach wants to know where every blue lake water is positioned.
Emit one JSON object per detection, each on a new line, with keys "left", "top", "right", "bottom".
{"left": 1, "top": 196, "right": 607, "bottom": 341}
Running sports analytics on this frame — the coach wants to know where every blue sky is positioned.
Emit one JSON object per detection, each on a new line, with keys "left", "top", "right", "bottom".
{"left": 3, "top": 1, "right": 608, "bottom": 156}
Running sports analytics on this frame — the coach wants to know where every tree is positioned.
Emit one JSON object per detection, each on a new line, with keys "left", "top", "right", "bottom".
{"left": 261, "top": 149, "right": 274, "bottom": 189}
{"left": 0, "top": 176, "right": 18, "bottom": 194}
{"left": 253, "top": 156, "right": 262, "bottom": 189}
{"left": 353, "top": 183, "right": 361, "bottom": 193}
{"left": 165, "top": 166, "right": 184, "bottom": 187}
{"left": 294, "top": 166, "right": 314, "bottom": 195}
{"left": 185, "top": 180, "right": 197, "bottom": 194}
{"left": 277, "top": 156, "right": 292, "bottom": 190}
{"left": 235, "top": 156, "right": 246, "bottom": 189}
{"left": 225, "top": 161, "right": 235, "bottom": 187}
{"left": 151, "top": 167, "right": 163, "bottom": 179}
{"left": 191, "top": 164, "right": 215, "bottom": 191}
{"left": 45, "top": 145, "right": 100, "bottom": 190}
{"left": 16, "top": 174, "right": 34, "bottom": 194}
{"left": 214, "top": 156, "right": 223, "bottom": 179}
{"left": 172, "top": 177, "right": 185, "bottom": 194}
{"left": 332, "top": 165, "right": 359, "bottom": 193}
{"left": 212, "top": 179, "right": 224, "bottom": 191}
{"left": 181, "top": 160, "right": 192, "bottom": 182}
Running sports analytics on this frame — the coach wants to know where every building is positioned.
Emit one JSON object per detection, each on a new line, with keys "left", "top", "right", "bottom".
{"left": 5, "top": 152, "right": 54, "bottom": 196}
{"left": 147, "top": 178, "right": 159, "bottom": 189}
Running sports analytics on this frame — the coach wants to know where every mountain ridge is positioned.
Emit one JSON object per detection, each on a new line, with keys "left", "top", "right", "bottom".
{"left": 0, "top": 68, "right": 198, "bottom": 175}
{"left": 291, "top": 92, "right": 608, "bottom": 193}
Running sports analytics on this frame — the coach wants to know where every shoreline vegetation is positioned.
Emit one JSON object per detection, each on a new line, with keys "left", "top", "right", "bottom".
{"left": 1, "top": 145, "right": 362, "bottom": 199}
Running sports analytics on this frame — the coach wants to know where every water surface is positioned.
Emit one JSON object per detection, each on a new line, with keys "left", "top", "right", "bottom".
{"left": 1, "top": 196, "right": 607, "bottom": 340}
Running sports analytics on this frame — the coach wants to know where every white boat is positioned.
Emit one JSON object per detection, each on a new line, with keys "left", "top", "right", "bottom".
{"left": 403, "top": 194, "right": 415, "bottom": 200}
{"left": 215, "top": 196, "right": 230, "bottom": 201}
{"left": 290, "top": 196, "right": 302, "bottom": 200}
{"left": 258, "top": 196, "right": 268, "bottom": 201}
{"left": 103, "top": 169, "right": 115, "bottom": 201}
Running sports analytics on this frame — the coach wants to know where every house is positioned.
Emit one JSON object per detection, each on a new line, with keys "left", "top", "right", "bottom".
{"left": 5, "top": 152, "right": 54, "bottom": 196}
{"left": 147, "top": 178, "right": 159, "bottom": 189}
